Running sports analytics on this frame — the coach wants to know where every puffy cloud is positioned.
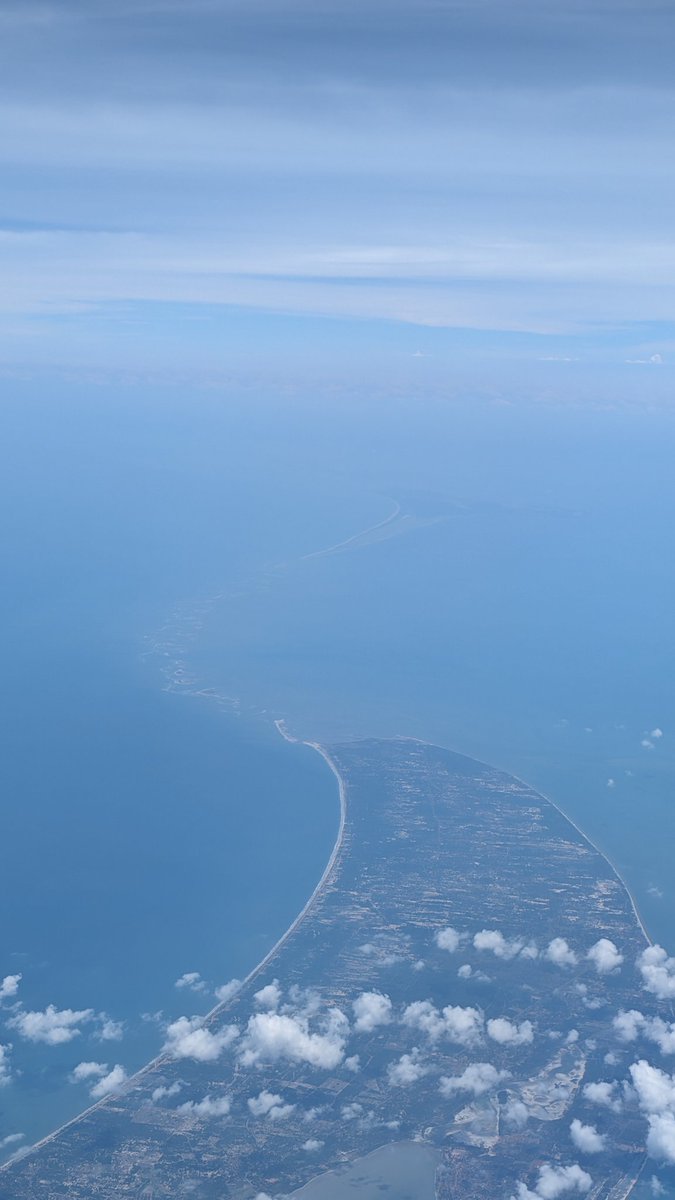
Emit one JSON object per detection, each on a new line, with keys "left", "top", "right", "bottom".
{"left": 473, "top": 930, "right": 523, "bottom": 960}
{"left": 402, "top": 999, "right": 444, "bottom": 1040}
{"left": 353, "top": 991, "right": 392, "bottom": 1033}
{"left": 613, "top": 1010, "right": 646, "bottom": 1042}
{"left": 341, "top": 1102, "right": 363, "bottom": 1120}
{"left": 439, "top": 1062, "right": 508, "bottom": 1097}
{"left": 652, "top": 729, "right": 664, "bottom": 739}
{"left": 583, "top": 1081, "right": 623, "bottom": 1113}
{"left": 97, "top": 1014, "right": 124, "bottom": 1042}
{"left": 457, "top": 964, "right": 491, "bottom": 983}
{"left": 435, "top": 927, "right": 461, "bottom": 953}
{"left": 175, "top": 972, "right": 206, "bottom": 993}
{"left": 587, "top": 939, "right": 623, "bottom": 975}
{"left": 70, "top": 1061, "right": 107, "bottom": 1083}
{"left": 570, "top": 1119, "right": 606, "bottom": 1154}
{"left": 302, "top": 1138, "right": 324, "bottom": 1152}
{"left": 215, "top": 979, "right": 242, "bottom": 1004}
{"left": 520, "top": 943, "right": 540, "bottom": 960}
{"left": 344, "top": 1054, "right": 360, "bottom": 1072}
{"left": 629, "top": 1060, "right": 675, "bottom": 1116}
{"left": 0, "top": 1133, "right": 24, "bottom": 1149}
{"left": 614, "top": 1010, "right": 675, "bottom": 1055}
{"left": 239, "top": 1007, "right": 348, "bottom": 1070}
{"left": 8, "top": 1004, "right": 94, "bottom": 1045}
{"left": 503, "top": 1099, "right": 529, "bottom": 1129}
{"left": 0, "top": 1044, "right": 12, "bottom": 1087}
{"left": 248, "top": 1089, "right": 295, "bottom": 1120}
{"left": 254, "top": 981, "right": 282, "bottom": 1010}
{"left": 163, "top": 1016, "right": 239, "bottom": 1063}
{"left": 638, "top": 946, "right": 675, "bottom": 1001}
{"left": 545, "top": 939, "right": 578, "bottom": 968}
{"left": 647, "top": 1113, "right": 675, "bottom": 1164}
{"left": 651, "top": 1177, "right": 665, "bottom": 1196}
{"left": 151, "top": 1081, "right": 182, "bottom": 1102}
{"left": 0, "top": 975, "right": 21, "bottom": 1002}
{"left": 487, "top": 1018, "right": 534, "bottom": 1047}
{"left": 512, "top": 1163, "right": 592, "bottom": 1200}
{"left": 443, "top": 1005, "right": 485, "bottom": 1046}
{"left": 387, "top": 1049, "right": 428, "bottom": 1086}
{"left": 90, "top": 1064, "right": 127, "bottom": 1100}
{"left": 177, "top": 1094, "right": 231, "bottom": 1118}
{"left": 402, "top": 1000, "right": 484, "bottom": 1046}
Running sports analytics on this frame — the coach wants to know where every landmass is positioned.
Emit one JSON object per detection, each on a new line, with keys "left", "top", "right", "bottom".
{"left": 1, "top": 737, "right": 670, "bottom": 1199}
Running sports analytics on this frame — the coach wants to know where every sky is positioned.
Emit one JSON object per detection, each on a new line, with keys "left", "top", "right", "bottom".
{"left": 1, "top": 0, "right": 674, "bottom": 391}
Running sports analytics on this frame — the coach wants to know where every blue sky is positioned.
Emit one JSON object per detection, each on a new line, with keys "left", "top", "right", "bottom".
{"left": 1, "top": 0, "right": 674, "bottom": 390}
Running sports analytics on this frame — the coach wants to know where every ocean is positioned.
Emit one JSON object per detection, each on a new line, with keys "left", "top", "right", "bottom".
{"left": 1, "top": 385, "right": 674, "bottom": 1155}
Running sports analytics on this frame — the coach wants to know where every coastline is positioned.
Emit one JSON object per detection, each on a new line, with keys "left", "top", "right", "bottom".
{"left": 3, "top": 726, "right": 652, "bottom": 1173}
{"left": 393, "top": 734, "right": 653, "bottom": 947}
{"left": 2, "top": 730, "right": 349, "bottom": 1171}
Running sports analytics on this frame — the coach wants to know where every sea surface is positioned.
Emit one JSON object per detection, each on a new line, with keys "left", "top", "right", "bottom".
{"left": 1, "top": 385, "right": 675, "bottom": 1158}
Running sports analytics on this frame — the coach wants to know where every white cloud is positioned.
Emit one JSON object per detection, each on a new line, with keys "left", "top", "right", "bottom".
{"left": 175, "top": 972, "right": 206, "bottom": 993}
{"left": 439, "top": 1062, "right": 508, "bottom": 1097}
{"left": 647, "top": 1113, "right": 675, "bottom": 1164}
{"left": 254, "top": 981, "right": 282, "bottom": 1010}
{"left": 473, "top": 929, "right": 523, "bottom": 959}
{"left": 353, "top": 991, "right": 392, "bottom": 1033}
{"left": 341, "top": 1102, "right": 363, "bottom": 1121}
{"left": 215, "top": 979, "right": 242, "bottom": 1003}
{"left": 570, "top": 1119, "right": 606, "bottom": 1154}
{"left": 629, "top": 1060, "right": 675, "bottom": 1116}
{"left": 651, "top": 1176, "right": 666, "bottom": 1195}
{"left": 163, "top": 1016, "right": 239, "bottom": 1063}
{"left": 652, "top": 728, "right": 664, "bottom": 739}
{"left": 520, "top": 943, "right": 540, "bottom": 960}
{"left": 443, "top": 1005, "right": 486, "bottom": 1045}
{"left": 402, "top": 999, "right": 484, "bottom": 1046}
{"left": 503, "top": 1099, "right": 529, "bottom": 1129}
{"left": 0, "top": 1133, "right": 24, "bottom": 1149}
{"left": 587, "top": 939, "right": 623, "bottom": 974}
{"left": 583, "top": 1081, "right": 623, "bottom": 1113}
{"left": 614, "top": 1008, "right": 675, "bottom": 1055}
{"left": 387, "top": 1049, "right": 429, "bottom": 1086}
{"left": 435, "top": 927, "right": 462, "bottom": 953}
{"left": 177, "top": 1094, "right": 231, "bottom": 1118}
{"left": 613, "top": 1010, "right": 646, "bottom": 1042}
{"left": 90, "top": 1064, "right": 127, "bottom": 1100}
{"left": 151, "top": 1081, "right": 182, "bottom": 1102}
{"left": 239, "top": 1007, "right": 348, "bottom": 1070}
{"left": 545, "top": 938, "right": 578, "bottom": 968}
{"left": 487, "top": 1017, "right": 534, "bottom": 1046}
{"left": 8, "top": 1004, "right": 94, "bottom": 1045}
{"left": 302, "top": 1138, "right": 324, "bottom": 1152}
{"left": 0, "top": 975, "right": 21, "bottom": 1002}
{"left": 344, "top": 1054, "right": 360, "bottom": 1073}
{"left": 512, "top": 1163, "right": 592, "bottom": 1200}
{"left": 642, "top": 739, "right": 655, "bottom": 751}
{"left": 0, "top": 1044, "right": 12, "bottom": 1087}
{"left": 457, "top": 964, "right": 491, "bottom": 982}
{"left": 70, "top": 1061, "right": 107, "bottom": 1083}
{"left": 97, "top": 1014, "right": 124, "bottom": 1042}
{"left": 638, "top": 946, "right": 675, "bottom": 1001}
{"left": 248, "top": 1089, "right": 295, "bottom": 1120}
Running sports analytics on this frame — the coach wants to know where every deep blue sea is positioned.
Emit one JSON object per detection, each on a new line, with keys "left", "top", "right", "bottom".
{"left": 1, "top": 385, "right": 675, "bottom": 1157}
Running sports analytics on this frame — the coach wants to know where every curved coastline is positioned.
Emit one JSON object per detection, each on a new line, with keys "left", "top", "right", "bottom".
{"left": 2, "top": 728, "right": 651, "bottom": 1172}
{"left": 393, "top": 733, "right": 653, "bottom": 946}
{"left": 1, "top": 731, "right": 349, "bottom": 1171}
